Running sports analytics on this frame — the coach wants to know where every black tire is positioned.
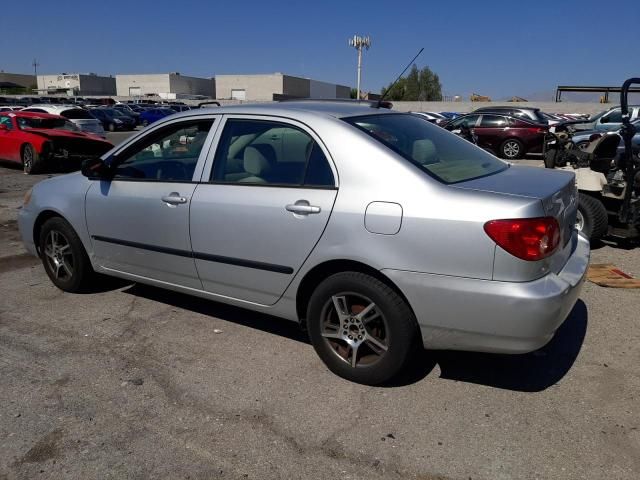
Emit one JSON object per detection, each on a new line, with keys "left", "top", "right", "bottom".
{"left": 108, "top": 123, "right": 116, "bottom": 132}
{"left": 577, "top": 193, "right": 608, "bottom": 242}
{"left": 575, "top": 140, "right": 590, "bottom": 151}
{"left": 307, "top": 272, "right": 418, "bottom": 385}
{"left": 500, "top": 138, "right": 524, "bottom": 159}
{"left": 21, "top": 143, "right": 42, "bottom": 174}
{"left": 39, "top": 217, "right": 96, "bottom": 293}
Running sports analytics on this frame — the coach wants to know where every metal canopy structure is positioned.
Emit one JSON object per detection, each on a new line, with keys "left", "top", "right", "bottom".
{"left": 555, "top": 85, "right": 640, "bottom": 102}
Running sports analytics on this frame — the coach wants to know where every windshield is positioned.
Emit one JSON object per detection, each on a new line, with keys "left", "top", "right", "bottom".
{"left": 345, "top": 113, "right": 508, "bottom": 184}
{"left": 18, "top": 117, "right": 80, "bottom": 131}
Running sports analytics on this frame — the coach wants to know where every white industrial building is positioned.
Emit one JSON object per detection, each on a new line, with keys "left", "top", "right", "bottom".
{"left": 116, "top": 73, "right": 214, "bottom": 98}
{"left": 36, "top": 73, "right": 116, "bottom": 95}
{"left": 215, "top": 73, "right": 351, "bottom": 101}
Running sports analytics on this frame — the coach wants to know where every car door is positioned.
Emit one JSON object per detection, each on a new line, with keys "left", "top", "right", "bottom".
{"left": 85, "top": 116, "right": 218, "bottom": 288}
{"left": 596, "top": 108, "right": 622, "bottom": 131}
{"left": 0, "top": 115, "right": 21, "bottom": 162}
{"left": 476, "top": 114, "right": 509, "bottom": 151}
{"left": 189, "top": 116, "right": 338, "bottom": 305}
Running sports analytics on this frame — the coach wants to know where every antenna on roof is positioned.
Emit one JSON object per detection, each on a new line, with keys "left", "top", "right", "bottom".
{"left": 377, "top": 47, "right": 424, "bottom": 108}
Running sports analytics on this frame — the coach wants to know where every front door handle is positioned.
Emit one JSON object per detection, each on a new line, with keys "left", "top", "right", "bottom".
{"left": 286, "top": 200, "right": 321, "bottom": 215}
{"left": 161, "top": 193, "right": 188, "bottom": 205}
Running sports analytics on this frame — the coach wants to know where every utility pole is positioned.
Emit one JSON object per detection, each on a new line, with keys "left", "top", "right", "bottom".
{"left": 348, "top": 35, "right": 371, "bottom": 100}
{"left": 32, "top": 58, "right": 40, "bottom": 92}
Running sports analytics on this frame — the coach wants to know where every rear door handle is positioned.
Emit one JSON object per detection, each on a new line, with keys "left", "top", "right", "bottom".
{"left": 161, "top": 193, "right": 188, "bottom": 205}
{"left": 286, "top": 201, "right": 321, "bottom": 215}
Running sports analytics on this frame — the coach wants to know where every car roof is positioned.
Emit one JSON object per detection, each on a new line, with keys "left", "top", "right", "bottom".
{"left": 474, "top": 105, "right": 540, "bottom": 112}
{"left": 0, "top": 110, "right": 64, "bottom": 119}
{"left": 181, "top": 100, "right": 397, "bottom": 120}
{"left": 23, "top": 105, "right": 80, "bottom": 113}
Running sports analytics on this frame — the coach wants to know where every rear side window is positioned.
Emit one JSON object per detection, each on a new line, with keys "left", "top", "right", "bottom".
{"left": 346, "top": 113, "right": 507, "bottom": 184}
{"left": 211, "top": 119, "right": 334, "bottom": 187}
{"left": 479, "top": 115, "right": 508, "bottom": 127}
{"left": 0, "top": 116, "right": 13, "bottom": 130}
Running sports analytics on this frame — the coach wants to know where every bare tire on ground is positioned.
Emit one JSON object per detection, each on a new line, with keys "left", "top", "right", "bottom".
{"left": 500, "top": 138, "right": 524, "bottom": 159}
{"left": 576, "top": 193, "right": 608, "bottom": 242}
{"left": 39, "top": 217, "right": 96, "bottom": 293}
{"left": 22, "top": 143, "right": 42, "bottom": 174}
{"left": 307, "top": 272, "right": 419, "bottom": 385}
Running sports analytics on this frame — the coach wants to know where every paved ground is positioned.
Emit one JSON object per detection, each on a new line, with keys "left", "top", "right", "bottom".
{"left": 0, "top": 150, "right": 639, "bottom": 479}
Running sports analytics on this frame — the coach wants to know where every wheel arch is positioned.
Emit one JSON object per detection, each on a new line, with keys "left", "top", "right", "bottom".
{"left": 295, "top": 259, "right": 415, "bottom": 323}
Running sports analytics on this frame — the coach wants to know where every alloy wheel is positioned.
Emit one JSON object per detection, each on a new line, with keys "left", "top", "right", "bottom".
{"left": 503, "top": 141, "right": 521, "bottom": 158}
{"left": 43, "top": 230, "right": 74, "bottom": 280}
{"left": 23, "top": 147, "right": 33, "bottom": 172}
{"left": 319, "top": 292, "right": 389, "bottom": 368}
{"left": 575, "top": 210, "right": 585, "bottom": 232}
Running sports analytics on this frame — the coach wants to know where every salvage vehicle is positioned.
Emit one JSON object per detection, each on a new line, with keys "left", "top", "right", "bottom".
{"left": 0, "top": 111, "right": 113, "bottom": 174}
{"left": 543, "top": 79, "right": 640, "bottom": 242}
{"left": 443, "top": 113, "right": 548, "bottom": 159}
{"left": 21, "top": 105, "right": 105, "bottom": 137}
{"left": 18, "top": 101, "right": 589, "bottom": 384}
{"left": 89, "top": 108, "right": 136, "bottom": 132}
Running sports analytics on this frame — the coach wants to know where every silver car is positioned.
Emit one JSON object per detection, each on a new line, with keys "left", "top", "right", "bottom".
{"left": 18, "top": 101, "right": 590, "bottom": 384}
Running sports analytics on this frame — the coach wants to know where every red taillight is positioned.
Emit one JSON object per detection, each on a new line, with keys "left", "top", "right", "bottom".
{"left": 484, "top": 217, "right": 560, "bottom": 261}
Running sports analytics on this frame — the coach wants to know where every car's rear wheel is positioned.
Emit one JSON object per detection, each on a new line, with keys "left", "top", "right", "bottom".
{"left": 22, "top": 143, "right": 42, "bottom": 174}
{"left": 307, "top": 272, "right": 418, "bottom": 385}
{"left": 39, "top": 217, "right": 96, "bottom": 292}
{"left": 500, "top": 138, "right": 524, "bottom": 159}
{"left": 577, "top": 193, "right": 608, "bottom": 242}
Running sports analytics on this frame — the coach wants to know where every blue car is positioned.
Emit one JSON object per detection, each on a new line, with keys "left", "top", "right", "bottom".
{"left": 439, "top": 111, "right": 461, "bottom": 120}
{"left": 139, "top": 107, "right": 175, "bottom": 127}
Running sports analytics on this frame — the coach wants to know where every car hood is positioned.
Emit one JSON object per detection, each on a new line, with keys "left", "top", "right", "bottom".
{"left": 24, "top": 128, "right": 111, "bottom": 144}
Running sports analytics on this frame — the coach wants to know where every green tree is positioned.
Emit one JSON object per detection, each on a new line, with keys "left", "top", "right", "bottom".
{"left": 381, "top": 65, "right": 442, "bottom": 101}
{"left": 350, "top": 88, "right": 358, "bottom": 99}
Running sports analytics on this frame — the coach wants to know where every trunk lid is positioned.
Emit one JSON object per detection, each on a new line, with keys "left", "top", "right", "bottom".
{"left": 453, "top": 165, "right": 578, "bottom": 276}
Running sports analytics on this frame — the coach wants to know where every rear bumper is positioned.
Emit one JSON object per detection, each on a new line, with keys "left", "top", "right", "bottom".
{"left": 383, "top": 232, "right": 590, "bottom": 354}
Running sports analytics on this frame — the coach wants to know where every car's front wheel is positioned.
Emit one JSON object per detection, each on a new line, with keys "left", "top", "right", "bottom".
{"left": 307, "top": 272, "right": 418, "bottom": 385}
{"left": 22, "top": 143, "right": 42, "bottom": 174}
{"left": 500, "top": 138, "right": 524, "bottom": 159}
{"left": 39, "top": 217, "right": 95, "bottom": 292}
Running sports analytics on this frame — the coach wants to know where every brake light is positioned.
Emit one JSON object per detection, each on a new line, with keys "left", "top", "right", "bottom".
{"left": 484, "top": 217, "right": 560, "bottom": 261}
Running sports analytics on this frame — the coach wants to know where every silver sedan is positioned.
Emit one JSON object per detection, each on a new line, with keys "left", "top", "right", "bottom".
{"left": 18, "top": 101, "right": 590, "bottom": 384}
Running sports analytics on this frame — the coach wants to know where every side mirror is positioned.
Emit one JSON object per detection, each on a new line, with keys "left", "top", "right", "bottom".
{"left": 600, "top": 115, "right": 609, "bottom": 124}
{"left": 81, "top": 157, "right": 111, "bottom": 179}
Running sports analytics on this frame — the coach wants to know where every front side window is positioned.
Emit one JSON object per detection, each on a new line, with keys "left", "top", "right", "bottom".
{"left": 211, "top": 119, "right": 334, "bottom": 187}
{"left": 346, "top": 113, "right": 507, "bottom": 184}
{"left": 113, "top": 120, "right": 214, "bottom": 182}
{"left": 602, "top": 109, "right": 622, "bottom": 123}
{"left": 450, "top": 114, "right": 479, "bottom": 129}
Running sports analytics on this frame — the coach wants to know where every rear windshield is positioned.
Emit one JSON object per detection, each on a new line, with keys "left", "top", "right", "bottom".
{"left": 345, "top": 113, "right": 508, "bottom": 184}
{"left": 62, "top": 109, "right": 95, "bottom": 120}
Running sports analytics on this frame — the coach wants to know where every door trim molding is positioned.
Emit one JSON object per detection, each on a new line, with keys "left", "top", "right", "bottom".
{"left": 91, "top": 235, "right": 294, "bottom": 274}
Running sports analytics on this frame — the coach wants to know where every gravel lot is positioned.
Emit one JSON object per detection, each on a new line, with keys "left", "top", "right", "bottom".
{"left": 1, "top": 144, "right": 639, "bottom": 479}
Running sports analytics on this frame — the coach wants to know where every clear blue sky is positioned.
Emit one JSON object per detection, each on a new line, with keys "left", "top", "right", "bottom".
{"left": 1, "top": 0, "right": 638, "bottom": 99}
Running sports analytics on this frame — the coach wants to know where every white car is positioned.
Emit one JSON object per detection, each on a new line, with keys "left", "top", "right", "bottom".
{"left": 0, "top": 106, "right": 24, "bottom": 112}
{"left": 20, "top": 105, "right": 105, "bottom": 137}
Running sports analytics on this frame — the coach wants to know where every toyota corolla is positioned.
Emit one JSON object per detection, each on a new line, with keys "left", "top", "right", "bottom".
{"left": 18, "top": 101, "right": 590, "bottom": 384}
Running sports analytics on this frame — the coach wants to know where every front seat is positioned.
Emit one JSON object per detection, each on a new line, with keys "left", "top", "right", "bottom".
{"left": 239, "top": 146, "right": 272, "bottom": 183}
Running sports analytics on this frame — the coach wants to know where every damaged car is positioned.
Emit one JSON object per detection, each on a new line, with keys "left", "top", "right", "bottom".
{"left": 0, "top": 111, "right": 114, "bottom": 174}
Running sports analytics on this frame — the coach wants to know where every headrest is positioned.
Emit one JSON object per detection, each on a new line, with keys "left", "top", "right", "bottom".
{"left": 412, "top": 139, "right": 437, "bottom": 164}
{"left": 244, "top": 146, "right": 271, "bottom": 176}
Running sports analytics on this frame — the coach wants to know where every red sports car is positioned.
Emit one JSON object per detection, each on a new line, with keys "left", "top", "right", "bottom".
{"left": 0, "top": 111, "right": 113, "bottom": 174}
